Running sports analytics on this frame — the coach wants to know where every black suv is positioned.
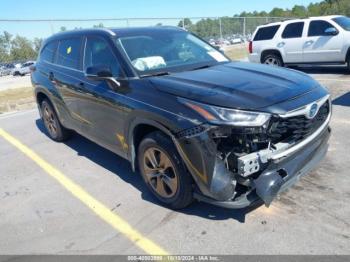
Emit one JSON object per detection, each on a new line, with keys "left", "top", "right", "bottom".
{"left": 32, "top": 27, "right": 331, "bottom": 209}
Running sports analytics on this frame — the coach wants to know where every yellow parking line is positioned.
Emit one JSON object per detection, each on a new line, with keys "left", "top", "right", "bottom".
{"left": 0, "top": 128, "right": 168, "bottom": 255}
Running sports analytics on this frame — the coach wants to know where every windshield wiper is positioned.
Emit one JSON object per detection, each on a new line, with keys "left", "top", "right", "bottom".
{"left": 190, "top": 64, "right": 213, "bottom": 71}
{"left": 140, "top": 71, "right": 170, "bottom": 78}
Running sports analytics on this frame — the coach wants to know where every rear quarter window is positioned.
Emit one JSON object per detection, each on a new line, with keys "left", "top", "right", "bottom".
{"left": 57, "top": 38, "right": 82, "bottom": 70}
{"left": 253, "top": 25, "right": 280, "bottom": 41}
{"left": 40, "top": 41, "right": 58, "bottom": 63}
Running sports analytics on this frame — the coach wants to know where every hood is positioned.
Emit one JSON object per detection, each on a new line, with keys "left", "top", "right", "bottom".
{"left": 150, "top": 62, "right": 322, "bottom": 111}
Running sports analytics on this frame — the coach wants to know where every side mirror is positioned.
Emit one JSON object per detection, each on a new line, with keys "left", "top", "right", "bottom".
{"left": 324, "top": 27, "right": 338, "bottom": 36}
{"left": 85, "top": 65, "right": 120, "bottom": 87}
{"left": 85, "top": 65, "right": 113, "bottom": 79}
{"left": 214, "top": 45, "right": 225, "bottom": 54}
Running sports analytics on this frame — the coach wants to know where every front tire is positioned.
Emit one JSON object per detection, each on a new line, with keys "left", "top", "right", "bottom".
{"left": 138, "top": 131, "right": 193, "bottom": 209}
{"left": 41, "top": 99, "right": 71, "bottom": 142}
{"left": 263, "top": 53, "right": 284, "bottom": 67}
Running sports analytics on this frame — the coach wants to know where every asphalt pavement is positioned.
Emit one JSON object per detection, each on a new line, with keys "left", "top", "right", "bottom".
{"left": 0, "top": 66, "right": 349, "bottom": 255}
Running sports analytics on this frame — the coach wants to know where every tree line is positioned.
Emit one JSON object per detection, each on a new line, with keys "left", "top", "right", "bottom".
{"left": 0, "top": 0, "right": 349, "bottom": 63}
{"left": 0, "top": 22, "right": 106, "bottom": 63}
{"left": 0, "top": 32, "right": 42, "bottom": 63}
{"left": 178, "top": 0, "right": 350, "bottom": 38}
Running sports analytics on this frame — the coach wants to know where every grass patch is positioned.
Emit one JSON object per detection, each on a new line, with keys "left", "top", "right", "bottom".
{"left": 0, "top": 86, "right": 36, "bottom": 114}
{"left": 224, "top": 44, "right": 249, "bottom": 60}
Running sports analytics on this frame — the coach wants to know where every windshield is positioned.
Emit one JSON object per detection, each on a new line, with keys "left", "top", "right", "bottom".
{"left": 333, "top": 16, "right": 350, "bottom": 31}
{"left": 116, "top": 30, "right": 229, "bottom": 76}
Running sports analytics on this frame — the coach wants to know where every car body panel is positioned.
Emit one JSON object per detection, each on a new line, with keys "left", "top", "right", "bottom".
{"left": 249, "top": 15, "right": 350, "bottom": 65}
{"left": 32, "top": 27, "right": 331, "bottom": 208}
{"left": 152, "top": 62, "right": 322, "bottom": 111}
{"left": 303, "top": 18, "right": 345, "bottom": 62}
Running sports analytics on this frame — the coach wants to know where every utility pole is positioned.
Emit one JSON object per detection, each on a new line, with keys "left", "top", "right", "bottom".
{"left": 243, "top": 17, "right": 246, "bottom": 37}
{"left": 49, "top": 20, "right": 54, "bottom": 34}
{"left": 219, "top": 17, "right": 222, "bottom": 39}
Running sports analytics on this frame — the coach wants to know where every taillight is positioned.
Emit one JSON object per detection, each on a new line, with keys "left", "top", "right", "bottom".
{"left": 248, "top": 41, "right": 253, "bottom": 54}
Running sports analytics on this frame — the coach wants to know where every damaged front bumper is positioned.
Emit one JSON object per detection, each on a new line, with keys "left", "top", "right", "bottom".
{"left": 174, "top": 103, "right": 331, "bottom": 209}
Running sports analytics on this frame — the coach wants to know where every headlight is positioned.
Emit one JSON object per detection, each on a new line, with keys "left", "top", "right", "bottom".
{"left": 180, "top": 98, "right": 271, "bottom": 127}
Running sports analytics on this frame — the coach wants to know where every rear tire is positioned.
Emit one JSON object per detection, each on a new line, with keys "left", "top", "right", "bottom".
{"left": 138, "top": 131, "right": 193, "bottom": 209}
{"left": 347, "top": 56, "right": 350, "bottom": 73}
{"left": 263, "top": 53, "right": 284, "bottom": 67}
{"left": 41, "top": 99, "right": 71, "bottom": 142}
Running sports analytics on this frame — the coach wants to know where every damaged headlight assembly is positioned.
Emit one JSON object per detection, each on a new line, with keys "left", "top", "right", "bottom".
{"left": 179, "top": 98, "right": 271, "bottom": 127}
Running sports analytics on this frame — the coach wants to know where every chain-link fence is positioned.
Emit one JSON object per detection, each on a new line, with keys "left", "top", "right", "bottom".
{"left": 0, "top": 16, "right": 293, "bottom": 40}
{"left": 0, "top": 16, "right": 294, "bottom": 66}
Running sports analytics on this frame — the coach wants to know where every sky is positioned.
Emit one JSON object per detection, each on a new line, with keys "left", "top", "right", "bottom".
{"left": 0, "top": 0, "right": 323, "bottom": 39}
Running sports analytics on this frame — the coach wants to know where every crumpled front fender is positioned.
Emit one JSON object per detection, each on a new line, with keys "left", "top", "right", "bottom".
{"left": 174, "top": 126, "right": 236, "bottom": 201}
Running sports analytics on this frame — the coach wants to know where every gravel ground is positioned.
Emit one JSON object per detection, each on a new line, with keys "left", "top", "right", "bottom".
{"left": 0, "top": 75, "right": 31, "bottom": 91}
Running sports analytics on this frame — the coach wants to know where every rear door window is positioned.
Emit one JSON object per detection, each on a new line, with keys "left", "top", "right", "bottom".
{"left": 40, "top": 41, "right": 58, "bottom": 63}
{"left": 253, "top": 25, "right": 280, "bottom": 41}
{"left": 308, "top": 20, "right": 336, "bottom": 36}
{"left": 282, "top": 22, "right": 304, "bottom": 39}
{"left": 57, "top": 38, "right": 82, "bottom": 69}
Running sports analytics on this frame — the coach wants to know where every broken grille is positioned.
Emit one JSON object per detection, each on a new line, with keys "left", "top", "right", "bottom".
{"left": 268, "top": 100, "right": 330, "bottom": 143}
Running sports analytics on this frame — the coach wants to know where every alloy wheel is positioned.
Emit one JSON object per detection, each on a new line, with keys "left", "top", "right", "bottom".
{"left": 264, "top": 57, "right": 279, "bottom": 66}
{"left": 143, "top": 147, "right": 178, "bottom": 198}
{"left": 43, "top": 104, "right": 58, "bottom": 138}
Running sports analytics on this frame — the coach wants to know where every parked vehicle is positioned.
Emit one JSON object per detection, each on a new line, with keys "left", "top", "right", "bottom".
{"left": 248, "top": 15, "right": 350, "bottom": 71}
{"left": 32, "top": 27, "right": 331, "bottom": 209}
{"left": 230, "top": 37, "right": 243, "bottom": 45}
{"left": 13, "top": 61, "right": 35, "bottom": 76}
{"left": 0, "top": 63, "right": 15, "bottom": 76}
{"left": 12, "top": 63, "right": 22, "bottom": 76}
{"left": 0, "top": 66, "right": 5, "bottom": 77}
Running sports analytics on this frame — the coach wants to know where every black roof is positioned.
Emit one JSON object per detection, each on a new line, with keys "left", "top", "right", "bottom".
{"left": 44, "top": 26, "right": 184, "bottom": 44}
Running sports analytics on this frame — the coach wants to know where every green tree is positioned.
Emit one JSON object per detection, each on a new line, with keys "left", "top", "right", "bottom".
{"left": 270, "top": 8, "right": 285, "bottom": 17}
{"left": 10, "top": 36, "right": 36, "bottom": 61}
{"left": 60, "top": 26, "right": 67, "bottom": 32}
{"left": 33, "top": 38, "right": 43, "bottom": 54}
{"left": 93, "top": 23, "right": 104, "bottom": 28}
{"left": 0, "top": 31, "right": 12, "bottom": 62}
{"left": 178, "top": 18, "right": 193, "bottom": 29}
{"left": 291, "top": 5, "right": 307, "bottom": 17}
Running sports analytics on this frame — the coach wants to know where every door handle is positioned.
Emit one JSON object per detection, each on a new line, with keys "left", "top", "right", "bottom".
{"left": 77, "top": 82, "right": 95, "bottom": 97}
{"left": 277, "top": 42, "right": 285, "bottom": 47}
{"left": 48, "top": 72, "right": 54, "bottom": 82}
{"left": 77, "top": 82, "right": 85, "bottom": 92}
{"left": 305, "top": 40, "right": 314, "bottom": 45}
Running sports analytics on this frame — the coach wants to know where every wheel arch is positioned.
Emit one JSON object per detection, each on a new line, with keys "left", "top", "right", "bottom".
{"left": 35, "top": 88, "right": 66, "bottom": 126}
{"left": 36, "top": 91, "right": 50, "bottom": 106}
{"left": 260, "top": 49, "right": 284, "bottom": 64}
{"left": 35, "top": 89, "right": 53, "bottom": 117}
{"left": 127, "top": 117, "right": 177, "bottom": 172}
{"left": 346, "top": 47, "right": 350, "bottom": 62}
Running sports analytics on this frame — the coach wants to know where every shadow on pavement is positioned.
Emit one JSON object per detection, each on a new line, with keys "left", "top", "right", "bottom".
{"left": 332, "top": 92, "right": 350, "bottom": 107}
{"left": 288, "top": 65, "right": 349, "bottom": 75}
{"left": 35, "top": 119, "right": 261, "bottom": 223}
